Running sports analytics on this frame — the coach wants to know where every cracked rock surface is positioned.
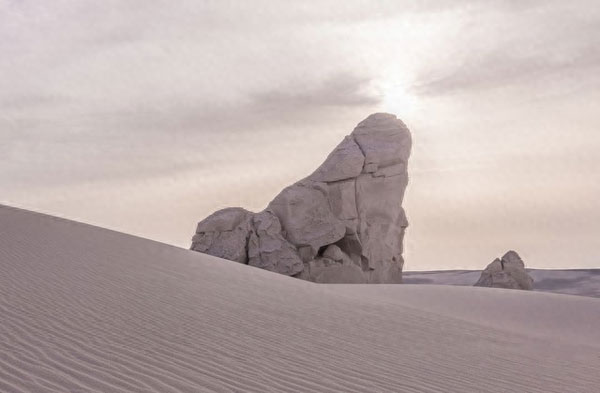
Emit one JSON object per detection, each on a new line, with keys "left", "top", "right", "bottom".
{"left": 191, "top": 113, "right": 412, "bottom": 283}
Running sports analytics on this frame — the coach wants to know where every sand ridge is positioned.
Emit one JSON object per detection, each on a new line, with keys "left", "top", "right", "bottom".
{"left": 1, "top": 205, "right": 599, "bottom": 392}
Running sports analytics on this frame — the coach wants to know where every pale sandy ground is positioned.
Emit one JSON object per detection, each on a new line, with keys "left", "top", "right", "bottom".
{"left": 1, "top": 204, "right": 599, "bottom": 393}
{"left": 404, "top": 269, "right": 600, "bottom": 298}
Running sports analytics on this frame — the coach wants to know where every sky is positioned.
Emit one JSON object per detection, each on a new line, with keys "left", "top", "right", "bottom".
{"left": 1, "top": 0, "right": 599, "bottom": 270}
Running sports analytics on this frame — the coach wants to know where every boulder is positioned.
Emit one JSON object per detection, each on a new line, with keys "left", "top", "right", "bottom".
{"left": 191, "top": 113, "right": 412, "bottom": 283}
{"left": 247, "top": 210, "right": 304, "bottom": 275}
{"left": 474, "top": 250, "right": 534, "bottom": 290}
{"left": 191, "top": 207, "right": 253, "bottom": 263}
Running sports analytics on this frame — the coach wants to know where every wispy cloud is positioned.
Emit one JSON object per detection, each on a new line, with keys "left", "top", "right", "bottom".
{"left": 414, "top": 1, "right": 600, "bottom": 95}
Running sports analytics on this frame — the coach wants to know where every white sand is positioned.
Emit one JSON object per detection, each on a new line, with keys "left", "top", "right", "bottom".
{"left": 1, "top": 204, "right": 599, "bottom": 393}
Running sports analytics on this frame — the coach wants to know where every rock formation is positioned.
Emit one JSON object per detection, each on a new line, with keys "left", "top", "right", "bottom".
{"left": 191, "top": 113, "right": 411, "bottom": 283}
{"left": 474, "top": 251, "right": 534, "bottom": 290}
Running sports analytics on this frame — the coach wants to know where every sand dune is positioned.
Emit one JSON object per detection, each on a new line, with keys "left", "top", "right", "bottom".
{"left": 1, "top": 205, "right": 599, "bottom": 393}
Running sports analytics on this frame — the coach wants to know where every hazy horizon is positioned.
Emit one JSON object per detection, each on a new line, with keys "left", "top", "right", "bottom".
{"left": 2, "top": 1, "right": 599, "bottom": 270}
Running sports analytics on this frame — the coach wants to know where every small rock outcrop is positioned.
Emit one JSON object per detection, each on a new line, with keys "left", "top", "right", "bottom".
{"left": 191, "top": 113, "right": 412, "bottom": 283}
{"left": 474, "top": 251, "right": 534, "bottom": 290}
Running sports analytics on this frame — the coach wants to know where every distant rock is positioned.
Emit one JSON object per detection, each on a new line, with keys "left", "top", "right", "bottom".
{"left": 191, "top": 113, "right": 412, "bottom": 283}
{"left": 474, "top": 251, "right": 534, "bottom": 290}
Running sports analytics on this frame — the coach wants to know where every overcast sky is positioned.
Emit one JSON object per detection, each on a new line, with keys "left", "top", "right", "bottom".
{"left": 2, "top": 0, "right": 599, "bottom": 269}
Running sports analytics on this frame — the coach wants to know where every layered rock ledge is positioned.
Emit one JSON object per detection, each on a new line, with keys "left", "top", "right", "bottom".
{"left": 191, "top": 113, "right": 412, "bottom": 283}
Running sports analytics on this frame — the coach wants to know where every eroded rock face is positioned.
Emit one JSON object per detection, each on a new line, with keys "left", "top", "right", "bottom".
{"left": 191, "top": 113, "right": 412, "bottom": 283}
{"left": 268, "top": 181, "right": 346, "bottom": 260}
{"left": 191, "top": 207, "right": 253, "bottom": 264}
{"left": 474, "top": 251, "right": 534, "bottom": 290}
{"left": 247, "top": 210, "right": 303, "bottom": 275}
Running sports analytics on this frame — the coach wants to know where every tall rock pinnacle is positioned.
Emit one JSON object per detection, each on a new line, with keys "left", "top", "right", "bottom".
{"left": 191, "top": 113, "right": 412, "bottom": 283}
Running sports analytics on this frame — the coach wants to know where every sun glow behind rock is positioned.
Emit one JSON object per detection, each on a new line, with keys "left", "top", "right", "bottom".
{"left": 381, "top": 81, "right": 420, "bottom": 120}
